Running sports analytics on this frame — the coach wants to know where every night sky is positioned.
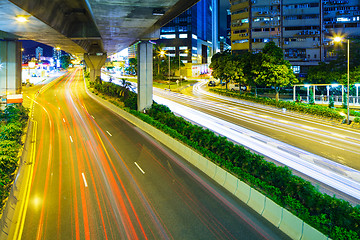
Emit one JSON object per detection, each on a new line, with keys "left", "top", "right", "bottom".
{"left": 21, "top": 40, "right": 54, "bottom": 57}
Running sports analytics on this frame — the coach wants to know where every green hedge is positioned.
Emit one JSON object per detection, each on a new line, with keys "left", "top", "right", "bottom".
{"left": 0, "top": 105, "right": 29, "bottom": 213}
{"left": 210, "top": 88, "right": 345, "bottom": 121}
{"left": 90, "top": 81, "right": 360, "bottom": 239}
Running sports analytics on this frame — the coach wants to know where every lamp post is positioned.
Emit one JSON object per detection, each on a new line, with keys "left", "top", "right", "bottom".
{"left": 178, "top": 49, "right": 188, "bottom": 86}
{"left": 159, "top": 50, "right": 171, "bottom": 90}
{"left": 168, "top": 54, "right": 171, "bottom": 90}
{"left": 334, "top": 36, "right": 350, "bottom": 124}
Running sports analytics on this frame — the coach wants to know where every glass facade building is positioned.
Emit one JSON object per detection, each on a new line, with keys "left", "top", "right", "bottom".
{"left": 155, "top": 0, "right": 216, "bottom": 76}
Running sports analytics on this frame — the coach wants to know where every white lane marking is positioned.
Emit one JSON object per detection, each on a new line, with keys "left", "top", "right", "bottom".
{"left": 91, "top": 115, "right": 95, "bottom": 119}
{"left": 279, "top": 120, "right": 289, "bottom": 124}
{"left": 82, "top": 173, "right": 88, "bottom": 187}
{"left": 134, "top": 162, "right": 145, "bottom": 174}
{"left": 70, "top": 136, "right": 73, "bottom": 143}
{"left": 106, "top": 131, "right": 112, "bottom": 136}
{"left": 63, "top": 118, "right": 66, "bottom": 123}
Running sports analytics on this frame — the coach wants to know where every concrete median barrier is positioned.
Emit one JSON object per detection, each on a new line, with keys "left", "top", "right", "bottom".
{"left": 234, "top": 180, "right": 251, "bottom": 203}
{"left": 279, "top": 208, "right": 303, "bottom": 240}
{"left": 198, "top": 155, "right": 209, "bottom": 172}
{"left": 247, "top": 188, "right": 266, "bottom": 215}
{"left": 261, "top": 197, "right": 282, "bottom": 227}
{"left": 223, "top": 173, "right": 238, "bottom": 194}
{"left": 204, "top": 161, "right": 217, "bottom": 178}
{"left": 213, "top": 166, "right": 227, "bottom": 186}
{"left": 301, "top": 223, "right": 328, "bottom": 240}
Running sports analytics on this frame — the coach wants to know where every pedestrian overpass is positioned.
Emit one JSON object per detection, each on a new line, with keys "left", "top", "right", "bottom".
{"left": 0, "top": 0, "right": 199, "bottom": 110}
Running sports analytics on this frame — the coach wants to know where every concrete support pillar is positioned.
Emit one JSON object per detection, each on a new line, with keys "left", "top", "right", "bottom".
{"left": 327, "top": 86, "right": 329, "bottom": 102}
{"left": 137, "top": 41, "right": 153, "bottom": 111}
{"left": 293, "top": 85, "right": 296, "bottom": 102}
{"left": 0, "top": 40, "right": 22, "bottom": 96}
{"left": 83, "top": 53, "right": 107, "bottom": 82}
{"left": 313, "top": 85, "right": 316, "bottom": 102}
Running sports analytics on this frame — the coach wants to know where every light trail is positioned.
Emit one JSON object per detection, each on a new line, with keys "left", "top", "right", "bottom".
{"left": 134, "top": 162, "right": 145, "bottom": 174}
{"left": 153, "top": 96, "right": 360, "bottom": 200}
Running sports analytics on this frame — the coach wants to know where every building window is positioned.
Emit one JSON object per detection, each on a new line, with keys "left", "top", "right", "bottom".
{"left": 179, "top": 46, "right": 188, "bottom": 50}
{"left": 232, "top": 39, "right": 249, "bottom": 44}
{"left": 163, "top": 47, "right": 176, "bottom": 50}
{"left": 160, "top": 34, "right": 176, "bottom": 39}
{"left": 192, "top": 34, "right": 198, "bottom": 39}
{"left": 292, "top": 66, "right": 300, "bottom": 74}
{"left": 179, "top": 34, "right": 188, "bottom": 38}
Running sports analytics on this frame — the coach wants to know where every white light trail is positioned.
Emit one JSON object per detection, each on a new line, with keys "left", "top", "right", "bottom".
{"left": 154, "top": 95, "right": 360, "bottom": 200}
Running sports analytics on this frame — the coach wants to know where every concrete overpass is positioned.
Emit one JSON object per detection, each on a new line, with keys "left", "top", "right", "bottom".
{"left": 0, "top": 0, "right": 199, "bottom": 110}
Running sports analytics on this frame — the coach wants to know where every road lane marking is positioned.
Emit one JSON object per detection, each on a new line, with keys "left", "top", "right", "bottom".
{"left": 82, "top": 173, "right": 88, "bottom": 187}
{"left": 134, "top": 162, "right": 145, "bottom": 174}
{"left": 106, "top": 131, "right": 112, "bottom": 136}
{"left": 70, "top": 136, "right": 73, "bottom": 142}
{"left": 91, "top": 115, "right": 95, "bottom": 119}
{"left": 63, "top": 118, "right": 66, "bottom": 123}
{"left": 14, "top": 120, "right": 37, "bottom": 240}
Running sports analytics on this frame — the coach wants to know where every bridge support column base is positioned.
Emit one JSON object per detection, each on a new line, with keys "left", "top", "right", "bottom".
{"left": 137, "top": 41, "right": 153, "bottom": 111}
{"left": 0, "top": 41, "right": 22, "bottom": 99}
{"left": 84, "top": 53, "right": 107, "bottom": 82}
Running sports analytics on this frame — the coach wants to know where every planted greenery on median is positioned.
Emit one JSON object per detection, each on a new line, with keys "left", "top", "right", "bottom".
{"left": 90, "top": 80, "right": 359, "bottom": 239}
{"left": 210, "top": 88, "right": 345, "bottom": 121}
{"left": 0, "top": 105, "right": 29, "bottom": 214}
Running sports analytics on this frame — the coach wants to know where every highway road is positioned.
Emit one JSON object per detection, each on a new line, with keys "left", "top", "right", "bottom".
{"left": 155, "top": 82, "right": 360, "bottom": 170}
{"left": 17, "top": 70, "right": 290, "bottom": 239}
{"left": 149, "top": 81, "right": 360, "bottom": 203}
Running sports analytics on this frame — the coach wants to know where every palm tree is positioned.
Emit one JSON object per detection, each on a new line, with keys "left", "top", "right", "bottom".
{"left": 120, "top": 78, "right": 132, "bottom": 100}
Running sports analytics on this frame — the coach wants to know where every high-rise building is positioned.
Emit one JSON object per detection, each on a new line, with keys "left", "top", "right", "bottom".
{"left": 229, "top": 0, "right": 360, "bottom": 75}
{"left": 53, "top": 47, "right": 62, "bottom": 60}
{"left": 155, "top": 0, "right": 217, "bottom": 76}
{"left": 35, "top": 46, "right": 43, "bottom": 60}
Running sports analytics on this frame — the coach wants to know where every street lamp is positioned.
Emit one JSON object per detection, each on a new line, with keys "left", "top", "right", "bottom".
{"left": 159, "top": 50, "right": 171, "bottom": 90}
{"left": 334, "top": 36, "right": 350, "bottom": 124}
{"left": 178, "top": 49, "right": 188, "bottom": 86}
{"left": 168, "top": 53, "right": 171, "bottom": 90}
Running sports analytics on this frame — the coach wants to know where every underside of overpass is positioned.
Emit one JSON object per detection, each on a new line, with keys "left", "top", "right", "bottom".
{"left": 0, "top": 0, "right": 199, "bottom": 109}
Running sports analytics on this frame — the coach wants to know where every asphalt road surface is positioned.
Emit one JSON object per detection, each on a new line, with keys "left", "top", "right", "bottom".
{"left": 19, "top": 69, "right": 290, "bottom": 240}
{"left": 154, "top": 82, "right": 360, "bottom": 172}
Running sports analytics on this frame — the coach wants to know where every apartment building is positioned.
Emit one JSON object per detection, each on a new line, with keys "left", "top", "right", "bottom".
{"left": 230, "top": 0, "right": 360, "bottom": 75}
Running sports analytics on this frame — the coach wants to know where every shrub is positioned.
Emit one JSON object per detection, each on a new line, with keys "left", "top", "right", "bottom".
{"left": 141, "top": 102, "right": 360, "bottom": 239}
{"left": 123, "top": 92, "right": 137, "bottom": 110}
{"left": 0, "top": 104, "right": 28, "bottom": 213}
{"left": 210, "top": 88, "right": 345, "bottom": 121}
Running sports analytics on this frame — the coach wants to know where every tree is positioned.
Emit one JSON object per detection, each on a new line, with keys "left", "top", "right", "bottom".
{"left": 210, "top": 50, "right": 231, "bottom": 86}
{"left": 253, "top": 59, "right": 297, "bottom": 101}
{"left": 223, "top": 56, "right": 246, "bottom": 92}
{"left": 253, "top": 42, "right": 298, "bottom": 101}
{"left": 60, "top": 55, "right": 71, "bottom": 69}
{"left": 329, "top": 95, "right": 334, "bottom": 108}
{"left": 240, "top": 52, "right": 262, "bottom": 95}
{"left": 125, "top": 58, "right": 137, "bottom": 75}
{"left": 309, "top": 87, "right": 315, "bottom": 105}
{"left": 342, "top": 90, "right": 347, "bottom": 109}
